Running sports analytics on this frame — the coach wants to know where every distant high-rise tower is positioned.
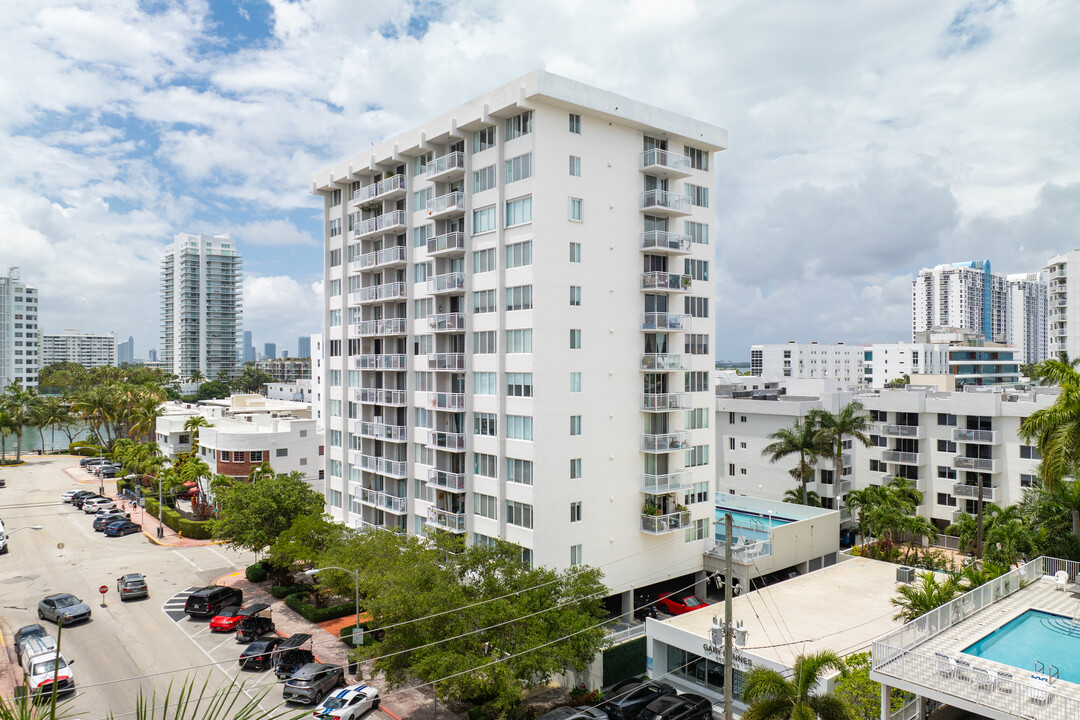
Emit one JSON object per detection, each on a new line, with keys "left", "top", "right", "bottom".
{"left": 148, "top": 349, "right": 158, "bottom": 362}
{"left": 264, "top": 342, "right": 277, "bottom": 360}
{"left": 118, "top": 335, "right": 134, "bottom": 365}
{"left": 243, "top": 330, "right": 255, "bottom": 363}
{"left": 161, "top": 233, "right": 243, "bottom": 380}
{"left": 1044, "top": 252, "right": 1080, "bottom": 360}
{"left": 0, "top": 267, "right": 39, "bottom": 388}
{"left": 297, "top": 336, "right": 311, "bottom": 358}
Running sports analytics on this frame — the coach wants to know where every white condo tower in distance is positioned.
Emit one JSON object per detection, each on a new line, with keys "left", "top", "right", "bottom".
{"left": 313, "top": 71, "right": 725, "bottom": 606}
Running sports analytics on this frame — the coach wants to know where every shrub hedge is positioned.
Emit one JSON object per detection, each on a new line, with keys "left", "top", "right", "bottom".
{"left": 246, "top": 562, "right": 269, "bottom": 583}
{"left": 602, "top": 637, "right": 647, "bottom": 687}
{"left": 284, "top": 593, "right": 356, "bottom": 623}
{"left": 142, "top": 495, "right": 214, "bottom": 539}
{"left": 271, "top": 584, "right": 310, "bottom": 599}
{"left": 339, "top": 621, "right": 381, "bottom": 647}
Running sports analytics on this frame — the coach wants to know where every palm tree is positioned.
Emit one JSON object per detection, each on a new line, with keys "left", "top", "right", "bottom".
{"left": 188, "top": 370, "right": 206, "bottom": 385}
{"left": 843, "top": 486, "right": 881, "bottom": 547}
{"left": 783, "top": 487, "right": 822, "bottom": 507}
{"left": 1019, "top": 360, "right": 1080, "bottom": 489}
{"left": 958, "top": 562, "right": 1006, "bottom": 591}
{"left": 809, "top": 401, "right": 873, "bottom": 487}
{"left": 0, "top": 407, "right": 14, "bottom": 461}
{"left": 763, "top": 418, "right": 831, "bottom": 506}
{"left": 945, "top": 511, "right": 978, "bottom": 555}
{"left": 1028, "top": 352, "right": 1080, "bottom": 386}
{"left": 900, "top": 515, "right": 939, "bottom": 561}
{"left": 128, "top": 391, "right": 164, "bottom": 443}
{"left": 30, "top": 395, "right": 68, "bottom": 453}
{"left": 741, "top": 650, "right": 855, "bottom": 720}
{"left": 891, "top": 571, "right": 962, "bottom": 622}
{"left": 3, "top": 381, "right": 38, "bottom": 461}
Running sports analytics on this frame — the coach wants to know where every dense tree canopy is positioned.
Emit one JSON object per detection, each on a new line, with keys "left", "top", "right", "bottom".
{"left": 212, "top": 470, "right": 325, "bottom": 553}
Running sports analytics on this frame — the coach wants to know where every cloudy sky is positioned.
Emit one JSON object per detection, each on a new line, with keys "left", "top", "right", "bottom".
{"left": 2, "top": 0, "right": 1078, "bottom": 360}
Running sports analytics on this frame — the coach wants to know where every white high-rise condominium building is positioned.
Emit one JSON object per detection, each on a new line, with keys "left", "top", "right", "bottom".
{"left": 1044, "top": 252, "right": 1080, "bottom": 360}
{"left": 313, "top": 71, "right": 725, "bottom": 601}
{"left": 0, "top": 268, "right": 39, "bottom": 389}
{"left": 161, "top": 233, "right": 243, "bottom": 381}
{"left": 41, "top": 329, "right": 117, "bottom": 368}
{"left": 1004, "top": 272, "right": 1047, "bottom": 365}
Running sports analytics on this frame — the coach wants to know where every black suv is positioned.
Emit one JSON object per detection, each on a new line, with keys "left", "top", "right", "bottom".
{"left": 184, "top": 585, "right": 244, "bottom": 617}
{"left": 637, "top": 693, "right": 713, "bottom": 720}
{"left": 599, "top": 680, "right": 677, "bottom": 720}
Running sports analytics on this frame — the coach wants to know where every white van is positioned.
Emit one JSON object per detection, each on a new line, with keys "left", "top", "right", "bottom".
{"left": 20, "top": 635, "right": 75, "bottom": 697}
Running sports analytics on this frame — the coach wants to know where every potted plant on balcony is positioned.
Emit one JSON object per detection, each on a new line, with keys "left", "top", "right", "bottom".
{"left": 359, "top": 200, "right": 381, "bottom": 214}
{"left": 642, "top": 502, "right": 661, "bottom": 516}
{"left": 681, "top": 274, "right": 692, "bottom": 289}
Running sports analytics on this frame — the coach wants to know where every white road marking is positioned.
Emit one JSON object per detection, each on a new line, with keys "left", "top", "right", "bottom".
{"left": 171, "top": 549, "right": 202, "bottom": 571}
{"left": 207, "top": 547, "right": 234, "bottom": 567}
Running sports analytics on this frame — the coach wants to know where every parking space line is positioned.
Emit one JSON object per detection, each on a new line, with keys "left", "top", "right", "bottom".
{"left": 171, "top": 550, "right": 202, "bottom": 571}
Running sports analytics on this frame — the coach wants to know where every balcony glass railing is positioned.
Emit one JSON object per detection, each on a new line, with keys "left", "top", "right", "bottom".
{"left": 359, "top": 422, "right": 407, "bottom": 442}
{"left": 428, "top": 353, "right": 465, "bottom": 371}
{"left": 641, "top": 312, "right": 690, "bottom": 331}
{"left": 951, "top": 483, "right": 996, "bottom": 501}
{"left": 426, "top": 191, "right": 465, "bottom": 216}
{"left": 641, "top": 431, "right": 691, "bottom": 453}
{"left": 641, "top": 393, "right": 691, "bottom": 411}
{"left": 425, "top": 152, "right": 465, "bottom": 178}
{"left": 953, "top": 456, "right": 997, "bottom": 472}
{"left": 428, "top": 468, "right": 466, "bottom": 491}
{"left": 427, "top": 272, "right": 466, "bottom": 295}
{"left": 358, "top": 245, "right": 408, "bottom": 270}
{"left": 360, "top": 488, "right": 408, "bottom": 514}
{"left": 359, "top": 454, "right": 407, "bottom": 478}
{"left": 428, "top": 313, "right": 465, "bottom": 332}
{"left": 641, "top": 272, "right": 692, "bottom": 291}
{"left": 354, "top": 354, "right": 407, "bottom": 370}
{"left": 881, "top": 424, "right": 921, "bottom": 438}
{"left": 356, "top": 210, "right": 407, "bottom": 237}
{"left": 427, "top": 431, "right": 465, "bottom": 450}
{"left": 641, "top": 470, "right": 692, "bottom": 494}
{"left": 641, "top": 230, "right": 692, "bottom": 253}
{"left": 355, "top": 387, "right": 407, "bottom": 405}
{"left": 640, "top": 353, "right": 685, "bottom": 371}
{"left": 429, "top": 392, "right": 466, "bottom": 410}
{"left": 427, "top": 231, "right": 466, "bottom": 256}
{"left": 353, "top": 282, "right": 407, "bottom": 303}
{"left": 640, "top": 148, "right": 692, "bottom": 174}
{"left": 882, "top": 450, "right": 919, "bottom": 464}
{"left": 640, "top": 511, "right": 691, "bottom": 534}
{"left": 356, "top": 317, "right": 407, "bottom": 336}
{"left": 426, "top": 506, "right": 466, "bottom": 532}
{"left": 640, "top": 189, "right": 690, "bottom": 214}
{"left": 953, "top": 428, "right": 996, "bottom": 443}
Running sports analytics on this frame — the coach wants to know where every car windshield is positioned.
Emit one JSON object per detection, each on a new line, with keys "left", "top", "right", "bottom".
{"left": 54, "top": 596, "right": 80, "bottom": 608}
{"left": 31, "top": 658, "right": 67, "bottom": 675}
{"left": 289, "top": 680, "right": 311, "bottom": 688}
{"left": 683, "top": 597, "right": 703, "bottom": 607}
{"left": 321, "top": 698, "right": 347, "bottom": 710}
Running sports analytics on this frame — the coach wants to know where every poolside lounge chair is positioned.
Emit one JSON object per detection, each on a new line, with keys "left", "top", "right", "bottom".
{"left": 1028, "top": 674, "right": 1051, "bottom": 705}
{"left": 954, "top": 658, "right": 974, "bottom": 682}
{"left": 996, "top": 669, "right": 1014, "bottom": 694}
{"left": 973, "top": 666, "right": 996, "bottom": 692}
{"left": 1054, "top": 570, "right": 1069, "bottom": 590}
{"left": 935, "top": 652, "right": 957, "bottom": 679}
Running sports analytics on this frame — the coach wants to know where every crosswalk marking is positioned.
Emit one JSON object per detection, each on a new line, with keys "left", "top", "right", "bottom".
{"left": 162, "top": 587, "right": 202, "bottom": 622}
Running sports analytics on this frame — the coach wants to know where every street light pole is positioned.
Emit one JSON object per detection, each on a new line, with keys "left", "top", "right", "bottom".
{"left": 306, "top": 566, "right": 361, "bottom": 646}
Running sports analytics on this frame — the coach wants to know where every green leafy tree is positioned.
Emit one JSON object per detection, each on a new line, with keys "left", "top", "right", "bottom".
{"left": 843, "top": 486, "right": 882, "bottom": 547}
{"left": 891, "top": 571, "right": 962, "bottom": 622}
{"left": 742, "top": 650, "right": 854, "bottom": 720}
{"left": 213, "top": 471, "right": 325, "bottom": 553}
{"left": 763, "top": 418, "right": 831, "bottom": 505}
{"left": 3, "top": 381, "right": 38, "bottom": 461}
{"left": 233, "top": 364, "right": 274, "bottom": 394}
{"left": 783, "top": 487, "right": 822, "bottom": 507}
{"left": 196, "top": 380, "right": 229, "bottom": 400}
{"left": 266, "top": 514, "right": 350, "bottom": 575}
{"left": 809, "top": 401, "right": 873, "bottom": 486}
{"left": 832, "top": 653, "right": 902, "bottom": 720}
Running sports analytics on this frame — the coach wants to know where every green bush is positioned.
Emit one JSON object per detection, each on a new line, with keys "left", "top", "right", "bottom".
{"left": 339, "top": 622, "right": 382, "bottom": 647}
{"left": 246, "top": 562, "right": 269, "bottom": 583}
{"left": 284, "top": 593, "right": 356, "bottom": 623}
{"left": 602, "top": 637, "right": 647, "bottom": 687}
{"left": 271, "top": 584, "right": 310, "bottom": 599}
{"left": 141, "top": 495, "right": 213, "bottom": 539}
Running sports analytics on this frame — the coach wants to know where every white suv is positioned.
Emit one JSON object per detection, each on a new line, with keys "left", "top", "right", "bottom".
{"left": 82, "top": 498, "right": 116, "bottom": 514}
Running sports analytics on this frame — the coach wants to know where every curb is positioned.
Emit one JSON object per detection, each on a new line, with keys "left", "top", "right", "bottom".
{"left": 144, "top": 530, "right": 226, "bottom": 547}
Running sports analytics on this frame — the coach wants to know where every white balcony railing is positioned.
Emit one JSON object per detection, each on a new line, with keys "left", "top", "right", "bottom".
{"left": 641, "top": 471, "right": 693, "bottom": 494}
{"left": 426, "top": 191, "right": 466, "bottom": 217}
{"left": 428, "top": 312, "right": 465, "bottom": 333}
{"left": 359, "top": 421, "right": 408, "bottom": 442}
{"left": 953, "top": 428, "right": 997, "bottom": 444}
{"left": 953, "top": 456, "right": 997, "bottom": 472}
{"left": 358, "top": 453, "right": 407, "bottom": 478}
{"left": 640, "top": 230, "right": 692, "bottom": 254}
{"left": 880, "top": 424, "right": 923, "bottom": 438}
{"left": 426, "top": 430, "right": 465, "bottom": 451}
{"left": 640, "top": 189, "right": 690, "bottom": 215}
{"left": 640, "top": 511, "right": 691, "bottom": 534}
{"left": 951, "top": 483, "right": 996, "bottom": 502}
{"left": 424, "top": 151, "right": 465, "bottom": 179}
{"left": 358, "top": 245, "right": 408, "bottom": 270}
{"left": 427, "top": 468, "right": 466, "bottom": 492}
{"left": 428, "top": 353, "right": 465, "bottom": 371}
{"left": 356, "top": 317, "right": 407, "bottom": 336}
{"left": 641, "top": 431, "right": 691, "bottom": 453}
{"left": 426, "top": 506, "right": 466, "bottom": 533}
{"left": 354, "top": 387, "right": 407, "bottom": 405}
{"left": 429, "top": 392, "right": 466, "bottom": 410}
{"left": 353, "top": 282, "right": 407, "bottom": 304}
{"left": 641, "top": 392, "right": 691, "bottom": 412}
{"left": 427, "top": 272, "right": 465, "bottom": 295}
{"left": 353, "top": 174, "right": 406, "bottom": 202}
{"left": 882, "top": 450, "right": 919, "bottom": 464}
{"left": 640, "top": 353, "right": 686, "bottom": 371}
{"left": 353, "top": 354, "right": 407, "bottom": 371}
{"left": 641, "top": 271, "right": 692, "bottom": 292}
{"left": 427, "top": 231, "right": 466, "bottom": 256}
{"left": 641, "top": 312, "right": 690, "bottom": 331}
{"left": 640, "top": 148, "right": 692, "bottom": 175}
{"left": 360, "top": 488, "right": 408, "bottom": 514}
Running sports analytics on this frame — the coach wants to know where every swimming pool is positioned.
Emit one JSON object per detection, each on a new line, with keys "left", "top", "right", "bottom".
{"left": 962, "top": 609, "right": 1080, "bottom": 683}
{"left": 715, "top": 508, "right": 794, "bottom": 542}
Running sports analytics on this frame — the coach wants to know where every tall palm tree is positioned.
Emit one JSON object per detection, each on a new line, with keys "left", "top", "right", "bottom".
{"left": 188, "top": 370, "right": 206, "bottom": 385}
{"left": 31, "top": 395, "right": 67, "bottom": 453}
{"left": 891, "top": 572, "right": 962, "bottom": 623}
{"left": 809, "top": 401, "right": 874, "bottom": 487}
{"left": 782, "top": 487, "right": 822, "bottom": 507}
{"left": 945, "top": 511, "right": 978, "bottom": 555}
{"left": 128, "top": 392, "right": 164, "bottom": 443}
{"left": 0, "top": 407, "right": 14, "bottom": 461}
{"left": 1028, "top": 352, "right": 1080, "bottom": 386}
{"left": 3, "top": 381, "right": 38, "bottom": 461}
{"left": 843, "top": 486, "right": 881, "bottom": 547}
{"left": 1019, "top": 360, "right": 1080, "bottom": 489}
{"left": 763, "top": 418, "right": 830, "bottom": 505}
{"left": 742, "top": 650, "right": 854, "bottom": 720}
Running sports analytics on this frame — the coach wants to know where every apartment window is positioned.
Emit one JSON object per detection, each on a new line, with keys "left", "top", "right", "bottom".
{"left": 570, "top": 458, "right": 582, "bottom": 479}
{"left": 685, "top": 184, "right": 709, "bottom": 207}
{"left": 1020, "top": 474, "right": 1037, "bottom": 488}
{"left": 568, "top": 197, "right": 583, "bottom": 222}
{"left": 474, "top": 412, "right": 497, "bottom": 436}
{"left": 570, "top": 329, "right": 582, "bottom": 349}
{"left": 505, "top": 111, "right": 533, "bottom": 140}
{"left": 473, "top": 165, "right": 496, "bottom": 193}
{"left": 506, "top": 500, "right": 534, "bottom": 528}
{"left": 329, "top": 370, "right": 342, "bottom": 385}
{"left": 937, "top": 413, "right": 957, "bottom": 426}
{"left": 685, "top": 296, "right": 709, "bottom": 318}
{"left": 569, "top": 242, "right": 581, "bottom": 263}
{"left": 474, "top": 372, "right": 497, "bottom": 395}
{"left": 569, "top": 155, "right": 581, "bottom": 177}
{"left": 328, "top": 490, "right": 342, "bottom": 508}
{"left": 569, "top": 286, "right": 581, "bottom": 306}
{"left": 728, "top": 463, "right": 735, "bottom": 476}
{"left": 937, "top": 465, "right": 957, "bottom": 479}
{"left": 413, "top": 187, "right": 433, "bottom": 210}
{"left": 473, "top": 289, "right": 497, "bottom": 314}
{"left": 505, "top": 196, "right": 532, "bottom": 227}
{"left": 568, "top": 113, "right": 581, "bottom": 133}
{"left": 250, "top": 450, "right": 263, "bottom": 462}
{"left": 473, "top": 248, "right": 496, "bottom": 273}
{"left": 473, "top": 205, "right": 497, "bottom": 234}
{"left": 276, "top": 448, "right": 288, "bottom": 458}
{"left": 687, "top": 408, "right": 709, "bottom": 429}
{"left": 473, "top": 125, "right": 496, "bottom": 153}
{"left": 684, "top": 259, "right": 709, "bottom": 281}
{"left": 328, "top": 309, "right": 341, "bottom": 327}
{"left": 506, "top": 285, "right": 533, "bottom": 311}
{"left": 937, "top": 440, "right": 957, "bottom": 453}
{"left": 506, "top": 329, "right": 533, "bottom": 353}
{"left": 505, "top": 153, "right": 533, "bottom": 183}
{"left": 506, "top": 372, "right": 534, "bottom": 397}
{"left": 570, "top": 501, "right": 582, "bottom": 523}
{"left": 683, "top": 145, "right": 708, "bottom": 171}
{"left": 570, "top": 372, "right": 581, "bottom": 392}
{"left": 505, "top": 240, "right": 533, "bottom": 268}
{"left": 329, "top": 248, "right": 342, "bottom": 266}
{"left": 474, "top": 493, "right": 498, "bottom": 519}
{"left": 506, "top": 457, "right": 533, "bottom": 485}
{"left": 415, "top": 442, "right": 434, "bottom": 466}
{"left": 329, "top": 188, "right": 342, "bottom": 207}
{"left": 328, "top": 279, "right": 341, "bottom": 297}
{"left": 870, "top": 409, "right": 887, "bottom": 422}
{"left": 473, "top": 330, "right": 497, "bottom": 354}
{"left": 1020, "top": 445, "right": 1042, "bottom": 459}
{"left": 413, "top": 335, "right": 434, "bottom": 355}
{"left": 686, "top": 445, "right": 709, "bottom": 467}
{"left": 413, "top": 224, "right": 432, "bottom": 248}
{"left": 685, "top": 518, "right": 707, "bottom": 543}
{"left": 414, "top": 150, "right": 433, "bottom": 175}
{"left": 684, "top": 371, "right": 709, "bottom": 392}
{"left": 329, "top": 218, "right": 341, "bottom": 237}
{"left": 329, "top": 399, "right": 342, "bottom": 417}
{"left": 570, "top": 415, "right": 581, "bottom": 436}
{"left": 570, "top": 545, "right": 583, "bottom": 566}
{"left": 220, "top": 450, "right": 231, "bottom": 462}
{"left": 474, "top": 452, "right": 497, "bottom": 478}
{"left": 507, "top": 415, "right": 533, "bottom": 440}
{"left": 936, "top": 493, "right": 958, "bottom": 507}
{"left": 685, "top": 334, "right": 709, "bottom": 355}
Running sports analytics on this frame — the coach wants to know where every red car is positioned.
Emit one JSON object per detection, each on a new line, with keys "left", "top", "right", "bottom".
{"left": 208, "top": 605, "right": 244, "bottom": 632}
{"left": 656, "top": 593, "right": 708, "bottom": 615}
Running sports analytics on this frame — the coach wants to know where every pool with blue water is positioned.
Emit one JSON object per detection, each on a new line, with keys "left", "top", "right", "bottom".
{"left": 962, "top": 609, "right": 1080, "bottom": 683}
{"left": 715, "top": 508, "right": 794, "bottom": 543}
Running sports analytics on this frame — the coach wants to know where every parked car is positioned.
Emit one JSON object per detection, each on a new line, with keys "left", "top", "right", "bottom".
{"left": 74, "top": 493, "right": 107, "bottom": 509}
{"left": 38, "top": 594, "right": 92, "bottom": 625}
{"left": 71, "top": 492, "right": 99, "bottom": 508}
{"left": 100, "top": 467, "right": 120, "bottom": 479}
{"left": 104, "top": 520, "right": 142, "bottom": 537}
{"left": 238, "top": 637, "right": 284, "bottom": 671}
{"left": 235, "top": 603, "right": 274, "bottom": 643}
{"left": 80, "top": 457, "right": 108, "bottom": 468}
{"left": 94, "top": 512, "right": 130, "bottom": 531}
{"left": 185, "top": 585, "right": 244, "bottom": 617}
{"left": 637, "top": 693, "right": 713, "bottom": 720}
{"left": 60, "top": 490, "right": 81, "bottom": 503}
{"left": 14, "top": 625, "right": 53, "bottom": 663}
{"left": 538, "top": 707, "right": 608, "bottom": 720}
{"left": 309, "top": 683, "right": 381, "bottom": 719}
{"left": 656, "top": 594, "right": 708, "bottom": 616}
{"left": 209, "top": 606, "right": 244, "bottom": 632}
{"left": 274, "top": 633, "right": 314, "bottom": 680}
{"left": 282, "top": 663, "right": 345, "bottom": 704}
{"left": 117, "top": 573, "right": 149, "bottom": 600}
{"left": 599, "top": 680, "right": 677, "bottom": 720}
{"left": 83, "top": 498, "right": 117, "bottom": 514}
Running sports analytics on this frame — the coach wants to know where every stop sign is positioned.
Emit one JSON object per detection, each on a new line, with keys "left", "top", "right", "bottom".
{"left": 99, "top": 585, "right": 108, "bottom": 594}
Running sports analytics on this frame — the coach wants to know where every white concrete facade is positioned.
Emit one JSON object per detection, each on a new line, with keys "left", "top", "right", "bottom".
{"left": 1004, "top": 272, "right": 1048, "bottom": 365}
{"left": 41, "top": 329, "right": 117, "bottom": 368}
{"left": 749, "top": 342, "right": 863, "bottom": 385}
{"left": 266, "top": 380, "right": 314, "bottom": 403}
{"left": 313, "top": 71, "right": 724, "bottom": 594}
{"left": 1045, "top": 251, "right": 1080, "bottom": 360}
{"left": 0, "top": 269, "right": 39, "bottom": 389}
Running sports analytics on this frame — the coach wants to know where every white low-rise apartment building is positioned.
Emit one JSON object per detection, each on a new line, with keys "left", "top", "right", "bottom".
{"left": 266, "top": 380, "right": 314, "bottom": 403}
{"left": 313, "top": 70, "right": 724, "bottom": 606}
{"left": 41, "top": 329, "right": 117, "bottom": 368}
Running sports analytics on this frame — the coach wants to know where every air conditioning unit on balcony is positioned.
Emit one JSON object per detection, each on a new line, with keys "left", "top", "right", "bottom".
{"left": 897, "top": 566, "right": 916, "bottom": 584}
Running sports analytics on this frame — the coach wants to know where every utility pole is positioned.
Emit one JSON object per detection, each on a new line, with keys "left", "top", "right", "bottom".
{"left": 975, "top": 474, "right": 984, "bottom": 559}
{"left": 724, "top": 512, "right": 733, "bottom": 720}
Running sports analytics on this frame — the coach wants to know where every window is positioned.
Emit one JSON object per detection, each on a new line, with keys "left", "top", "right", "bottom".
{"left": 683, "top": 145, "right": 708, "bottom": 171}
{"left": 1020, "top": 445, "right": 1042, "bottom": 459}
{"left": 728, "top": 463, "right": 735, "bottom": 476}
{"left": 506, "top": 196, "right": 532, "bottom": 226}
{"left": 870, "top": 409, "right": 887, "bottom": 422}
{"left": 685, "top": 184, "right": 709, "bottom": 207}
{"left": 936, "top": 493, "right": 958, "bottom": 507}
{"left": 474, "top": 453, "right": 497, "bottom": 478}
{"left": 220, "top": 451, "right": 231, "bottom": 462}
{"left": 1020, "top": 474, "right": 1037, "bottom": 488}
{"left": 413, "top": 187, "right": 433, "bottom": 211}
{"left": 474, "top": 372, "right": 497, "bottom": 395}
{"left": 413, "top": 224, "right": 431, "bottom": 248}
{"left": 474, "top": 493, "right": 498, "bottom": 519}
{"left": 413, "top": 262, "right": 432, "bottom": 283}
{"left": 570, "top": 329, "right": 582, "bottom": 349}
{"left": 507, "top": 415, "right": 533, "bottom": 440}
{"left": 473, "top": 206, "right": 497, "bottom": 234}
{"left": 569, "top": 155, "right": 581, "bottom": 176}
{"left": 506, "top": 500, "right": 533, "bottom": 528}
{"left": 473, "top": 248, "right": 496, "bottom": 273}
{"left": 569, "top": 242, "right": 581, "bottom": 263}
{"left": 506, "top": 372, "right": 533, "bottom": 397}
{"left": 276, "top": 448, "right": 288, "bottom": 458}
{"left": 684, "top": 259, "right": 709, "bottom": 281}
{"left": 473, "top": 126, "right": 496, "bottom": 153}
{"left": 473, "top": 289, "right": 497, "bottom": 314}
{"left": 687, "top": 408, "right": 709, "bottom": 429}
{"left": 474, "top": 412, "right": 497, "bottom": 436}
{"left": 937, "top": 465, "right": 957, "bottom": 479}
{"left": 570, "top": 286, "right": 581, "bottom": 306}
{"left": 937, "top": 413, "right": 957, "bottom": 426}
{"left": 685, "top": 334, "right": 709, "bottom": 354}
{"left": 415, "top": 442, "right": 434, "bottom": 466}
{"left": 506, "top": 329, "right": 533, "bottom": 353}
{"left": 473, "top": 165, "right": 496, "bottom": 193}
{"left": 505, "top": 240, "right": 533, "bottom": 268}
{"left": 414, "top": 150, "right": 433, "bottom": 175}
{"left": 474, "top": 533, "right": 496, "bottom": 547}
{"left": 505, "top": 111, "right": 533, "bottom": 140}
{"left": 328, "top": 431, "right": 341, "bottom": 448}
{"left": 569, "top": 113, "right": 581, "bottom": 133}
{"left": 685, "top": 296, "right": 709, "bottom": 318}
{"left": 505, "top": 153, "right": 532, "bottom": 183}
{"left": 937, "top": 440, "right": 957, "bottom": 453}
{"left": 506, "top": 457, "right": 533, "bottom": 485}
{"left": 570, "top": 372, "right": 582, "bottom": 392}
{"left": 178, "top": 434, "right": 190, "bottom": 445}
{"left": 506, "top": 285, "right": 533, "bottom": 311}
{"left": 329, "top": 218, "right": 341, "bottom": 237}
{"left": 569, "top": 197, "right": 583, "bottom": 222}
{"left": 329, "top": 248, "right": 342, "bottom": 266}
{"left": 328, "top": 279, "right": 341, "bottom": 297}
{"left": 685, "top": 371, "right": 709, "bottom": 392}
{"left": 250, "top": 450, "right": 264, "bottom": 462}
{"left": 413, "top": 335, "right": 433, "bottom": 355}
{"left": 570, "top": 415, "right": 581, "bottom": 436}
{"left": 570, "top": 544, "right": 583, "bottom": 566}
{"left": 686, "top": 445, "right": 709, "bottom": 467}
{"left": 328, "top": 490, "right": 342, "bottom": 508}
{"left": 685, "top": 518, "right": 707, "bottom": 542}
{"left": 329, "top": 188, "right": 342, "bottom": 207}
{"left": 473, "top": 331, "right": 496, "bottom": 353}
{"left": 570, "top": 458, "right": 582, "bottom": 479}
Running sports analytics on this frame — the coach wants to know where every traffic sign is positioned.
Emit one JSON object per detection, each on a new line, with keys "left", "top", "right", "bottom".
{"left": 99, "top": 585, "right": 108, "bottom": 594}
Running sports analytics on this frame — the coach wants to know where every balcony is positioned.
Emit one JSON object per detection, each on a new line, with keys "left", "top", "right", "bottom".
{"left": 429, "top": 392, "right": 466, "bottom": 410}
{"left": 640, "top": 353, "right": 686, "bottom": 371}
{"left": 426, "top": 191, "right": 466, "bottom": 220}
{"left": 359, "top": 421, "right": 407, "bottom": 443}
{"left": 424, "top": 151, "right": 466, "bottom": 182}
{"left": 953, "top": 456, "right": 998, "bottom": 473}
{"left": 951, "top": 483, "right": 997, "bottom": 502}
{"left": 640, "top": 189, "right": 690, "bottom": 216}
{"left": 356, "top": 210, "right": 407, "bottom": 238}
{"left": 353, "top": 354, "right": 407, "bottom": 371}
{"left": 357, "top": 453, "right": 407, "bottom": 478}
{"left": 641, "top": 312, "right": 690, "bottom": 331}
{"left": 640, "top": 230, "right": 692, "bottom": 254}
{"left": 428, "top": 468, "right": 466, "bottom": 492}
{"left": 356, "top": 317, "right": 408, "bottom": 336}
{"left": 428, "top": 353, "right": 465, "bottom": 371}
{"left": 352, "top": 282, "right": 407, "bottom": 304}
{"left": 426, "top": 430, "right": 465, "bottom": 451}
{"left": 427, "top": 272, "right": 465, "bottom": 296}
{"left": 360, "top": 488, "right": 408, "bottom": 514}
{"left": 640, "top": 148, "right": 692, "bottom": 178}
{"left": 880, "top": 424, "right": 924, "bottom": 439}
{"left": 640, "top": 511, "right": 692, "bottom": 535}
{"left": 426, "top": 506, "right": 466, "bottom": 533}
{"left": 353, "top": 173, "right": 407, "bottom": 203}
{"left": 358, "top": 245, "right": 408, "bottom": 270}
{"left": 641, "top": 271, "right": 692, "bottom": 292}
{"left": 641, "top": 470, "right": 693, "bottom": 494}
{"left": 641, "top": 392, "right": 691, "bottom": 412}
{"left": 819, "top": 479, "right": 853, "bottom": 498}
{"left": 354, "top": 387, "right": 407, "bottom": 405}
{"left": 953, "top": 428, "right": 997, "bottom": 444}
{"left": 427, "top": 231, "right": 466, "bottom": 257}
{"left": 882, "top": 450, "right": 919, "bottom": 464}
{"left": 428, "top": 312, "right": 465, "bottom": 333}
{"left": 642, "top": 431, "right": 691, "bottom": 453}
